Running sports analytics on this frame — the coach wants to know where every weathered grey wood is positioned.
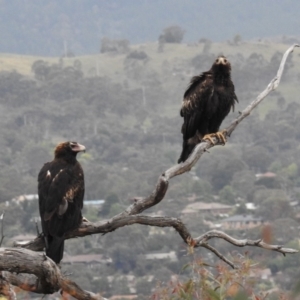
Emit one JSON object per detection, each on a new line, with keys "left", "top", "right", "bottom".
{"left": 0, "top": 272, "right": 16, "bottom": 300}
{"left": 0, "top": 248, "right": 105, "bottom": 299}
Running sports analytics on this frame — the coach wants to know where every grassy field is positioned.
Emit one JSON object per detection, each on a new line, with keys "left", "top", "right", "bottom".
{"left": 0, "top": 40, "right": 298, "bottom": 119}
{"left": 0, "top": 41, "right": 294, "bottom": 77}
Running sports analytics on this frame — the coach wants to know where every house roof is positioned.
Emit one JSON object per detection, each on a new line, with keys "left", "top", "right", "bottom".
{"left": 12, "top": 194, "right": 38, "bottom": 202}
{"left": 221, "top": 215, "right": 262, "bottom": 222}
{"left": 245, "top": 202, "right": 257, "bottom": 210}
{"left": 249, "top": 268, "right": 271, "bottom": 278}
{"left": 109, "top": 296, "right": 137, "bottom": 300}
{"left": 255, "top": 172, "right": 277, "bottom": 179}
{"left": 10, "top": 234, "right": 37, "bottom": 241}
{"left": 182, "top": 202, "right": 233, "bottom": 214}
{"left": 106, "top": 275, "right": 136, "bottom": 284}
{"left": 144, "top": 251, "right": 178, "bottom": 262}
{"left": 62, "top": 254, "right": 112, "bottom": 264}
{"left": 84, "top": 200, "right": 105, "bottom": 205}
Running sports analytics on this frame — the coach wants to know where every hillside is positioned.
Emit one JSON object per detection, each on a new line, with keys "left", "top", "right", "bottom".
{"left": 0, "top": 40, "right": 295, "bottom": 76}
{"left": 0, "top": 0, "right": 300, "bottom": 55}
{"left": 0, "top": 40, "right": 300, "bottom": 297}
{"left": 0, "top": 40, "right": 298, "bottom": 119}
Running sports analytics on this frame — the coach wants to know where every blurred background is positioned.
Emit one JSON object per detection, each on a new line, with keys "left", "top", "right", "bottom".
{"left": 1, "top": 1, "right": 300, "bottom": 298}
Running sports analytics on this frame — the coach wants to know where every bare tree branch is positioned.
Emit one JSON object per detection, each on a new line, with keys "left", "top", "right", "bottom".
{"left": 7, "top": 44, "right": 299, "bottom": 297}
{"left": 14, "top": 215, "right": 298, "bottom": 258}
{"left": 0, "top": 212, "right": 5, "bottom": 247}
{"left": 226, "top": 44, "right": 299, "bottom": 136}
{"left": 200, "top": 243, "right": 236, "bottom": 269}
{"left": 0, "top": 248, "right": 105, "bottom": 299}
{"left": 195, "top": 230, "right": 298, "bottom": 255}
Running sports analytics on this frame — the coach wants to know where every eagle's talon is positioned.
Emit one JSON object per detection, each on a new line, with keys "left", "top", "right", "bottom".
{"left": 82, "top": 217, "right": 90, "bottom": 223}
{"left": 216, "top": 130, "right": 227, "bottom": 145}
{"left": 202, "top": 134, "right": 215, "bottom": 145}
{"left": 203, "top": 130, "right": 227, "bottom": 146}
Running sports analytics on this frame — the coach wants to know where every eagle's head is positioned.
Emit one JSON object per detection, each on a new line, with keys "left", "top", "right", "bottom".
{"left": 212, "top": 55, "right": 231, "bottom": 74}
{"left": 54, "top": 141, "right": 86, "bottom": 159}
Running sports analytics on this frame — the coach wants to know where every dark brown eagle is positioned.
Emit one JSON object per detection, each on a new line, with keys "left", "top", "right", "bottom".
{"left": 178, "top": 56, "right": 238, "bottom": 163}
{"left": 38, "top": 141, "right": 85, "bottom": 264}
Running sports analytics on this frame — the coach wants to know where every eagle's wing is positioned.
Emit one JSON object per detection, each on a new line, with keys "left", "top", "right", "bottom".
{"left": 180, "top": 72, "right": 214, "bottom": 140}
{"left": 231, "top": 87, "right": 239, "bottom": 112}
{"left": 38, "top": 164, "right": 83, "bottom": 222}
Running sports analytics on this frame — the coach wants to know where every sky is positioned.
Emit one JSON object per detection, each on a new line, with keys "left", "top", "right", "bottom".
{"left": 0, "top": 0, "right": 299, "bottom": 55}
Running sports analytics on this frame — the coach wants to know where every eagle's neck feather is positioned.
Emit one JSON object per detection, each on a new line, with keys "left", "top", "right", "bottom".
{"left": 213, "top": 73, "right": 231, "bottom": 85}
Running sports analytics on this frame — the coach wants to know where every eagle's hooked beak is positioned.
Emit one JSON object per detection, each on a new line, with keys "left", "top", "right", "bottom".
{"left": 72, "top": 143, "right": 86, "bottom": 153}
{"left": 216, "top": 57, "right": 227, "bottom": 65}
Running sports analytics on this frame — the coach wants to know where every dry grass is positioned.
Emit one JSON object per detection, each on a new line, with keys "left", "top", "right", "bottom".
{"left": 0, "top": 41, "right": 291, "bottom": 77}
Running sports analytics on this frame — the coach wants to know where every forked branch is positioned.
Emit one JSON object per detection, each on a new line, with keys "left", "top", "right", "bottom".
{"left": 0, "top": 248, "right": 105, "bottom": 300}
{"left": 7, "top": 44, "right": 299, "bottom": 298}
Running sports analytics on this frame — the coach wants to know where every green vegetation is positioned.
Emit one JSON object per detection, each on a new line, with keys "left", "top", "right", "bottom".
{"left": 0, "top": 40, "right": 300, "bottom": 298}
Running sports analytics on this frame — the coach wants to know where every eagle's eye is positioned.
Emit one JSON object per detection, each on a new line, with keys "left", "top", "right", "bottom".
{"left": 224, "top": 59, "right": 227, "bottom": 63}
{"left": 215, "top": 59, "right": 218, "bottom": 63}
{"left": 70, "top": 142, "right": 77, "bottom": 148}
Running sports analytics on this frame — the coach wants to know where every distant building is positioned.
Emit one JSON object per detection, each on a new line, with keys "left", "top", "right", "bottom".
{"left": 12, "top": 196, "right": 105, "bottom": 207}
{"left": 62, "top": 254, "right": 112, "bottom": 267}
{"left": 255, "top": 172, "right": 278, "bottom": 188}
{"left": 255, "top": 172, "right": 276, "bottom": 179}
{"left": 249, "top": 268, "right": 272, "bottom": 280}
{"left": 12, "top": 194, "right": 38, "bottom": 203}
{"left": 106, "top": 275, "right": 139, "bottom": 294}
{"left": 84, "top": 199, "right": 105, "bottom": 207}
{"left": 144, "top": 251, "right": 178, "bottom": 262}
{"left": 182, "top": 202, "right": 233, "bottom": 216}
{"left": 221, "top": 215, "right": 264, "bottom": 230}
{"left": 109, "top": 295, "right": 138, "bottom": 300}
{"left": 245, "top": 202, "right": 257, "bottom": 210}
{"left": 10, "top": 234, "right": 37, "bottom": 244}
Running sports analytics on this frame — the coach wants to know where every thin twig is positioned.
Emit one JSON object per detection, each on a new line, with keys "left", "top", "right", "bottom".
{"left": 0, "top": 212, "right": 5, "bottom": 247}
{"left": 35, "top": 218, "right": 40, "bottom": 236}
{"left": 195, "top": 230, "right": 298, "bottom": 255}
{"left": 201, "top": 243, "right": 236, "bottom": 269}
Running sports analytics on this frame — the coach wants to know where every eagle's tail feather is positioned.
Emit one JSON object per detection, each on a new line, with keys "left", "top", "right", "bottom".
{"left": 45, "top": 236, "right": 65, "bottom": 264}
{"left": 178, "top": 140, "right": 195, "bottom": 163}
